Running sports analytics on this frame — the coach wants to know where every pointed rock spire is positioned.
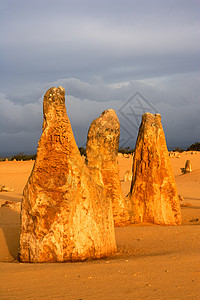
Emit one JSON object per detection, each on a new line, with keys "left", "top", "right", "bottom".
{"left": 19, "top": 87, "right": 116, "bottom": 262}
{"left": 127, "top": 113, "right": 182, "bottom": 225}
{"left": 86, "top": 109, "right": 130, "bottom": 226}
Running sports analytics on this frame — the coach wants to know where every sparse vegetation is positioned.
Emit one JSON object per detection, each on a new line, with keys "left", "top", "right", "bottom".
{"left": 173, "top": 147, "right": 184, "bottom": 153}
{"left": 187, "top": 142, "right": 200, "bottom": 151}
{"left": 1, "top": 142, "right": 199, "bottom": 162}
{"left": 9, "top": 153, "right": 37, "bottom": 161}
{"left": 79, "top": 147, "right": 86, "bottom": 156}
{"left": 180, "top": 167, "right": 186, "bottom": 175}
{"left": 118, "top": 147, "right": 135, "bottom": 154}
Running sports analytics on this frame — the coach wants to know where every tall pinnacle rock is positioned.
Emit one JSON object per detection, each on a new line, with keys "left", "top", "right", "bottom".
{"left": 19, "top": 87, "right": 116, "bottom": 262}
{"left": 86, "top": 109, "right": 130, "bottom": 226}
{"left": 127, "top": 113, "right": 182, "bottom": 225}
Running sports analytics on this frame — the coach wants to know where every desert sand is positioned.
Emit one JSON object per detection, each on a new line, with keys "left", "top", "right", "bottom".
{"left": 0, "top": 152, "right": 199, "bottom": 299}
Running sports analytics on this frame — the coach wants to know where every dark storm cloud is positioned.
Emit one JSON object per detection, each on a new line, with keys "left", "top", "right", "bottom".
{"left": 1, "top": 0, "right": 200, "bottom": 86}
{"left": 0, "top": 0, "right": 200, "bottom": 153}
{"left": 0, "top": 92, "right": 42, "bottom": 134}
{"left": 1, "top": 75, "right": 199, "bottom": 152}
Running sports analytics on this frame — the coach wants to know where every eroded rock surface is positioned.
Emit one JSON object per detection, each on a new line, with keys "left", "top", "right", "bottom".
{"left": 19, "top": 87, "right": 116, "bottom": 262}
{"left": 127, "top": 113, "right": 182, "bottom": 225}
{"left": 86, "top": 109, "right": 130, "bottom": 226}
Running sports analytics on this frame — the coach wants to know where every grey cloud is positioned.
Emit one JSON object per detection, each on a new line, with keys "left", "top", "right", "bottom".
{"left": 0, "top": 74, "right": 200, "bottom": 153}
{"left": 0, "top": 0, "right": 200, "bottom": 153}
{"left": 54, "top": 75, "right": 200, "bottom": 148}
{"left": 4, "top": 0, "right": 200, "bottom": 24}
{"left": 0, "top": 93, "right": 42, "bottom": 134}
{"left": 0, "top": 131, "right": 40, "bottom": 154}
{"left": 1, "top": 0, "right": 200, "bottom": 88}
{"left": 157, "top": 102, "right": 200, "bottom": 149}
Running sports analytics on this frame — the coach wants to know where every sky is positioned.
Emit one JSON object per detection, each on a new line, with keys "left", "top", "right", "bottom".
{"left": 0, "top": 0, "right": 200, "bottom": 154}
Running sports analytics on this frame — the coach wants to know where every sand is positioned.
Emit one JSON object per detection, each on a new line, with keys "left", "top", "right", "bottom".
{"left": 0, "top": 153, "right": 199, "bottom": 299}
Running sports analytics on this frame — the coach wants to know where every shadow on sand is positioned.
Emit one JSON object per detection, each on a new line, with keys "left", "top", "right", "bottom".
{"left": 0, "top": 207, "right": 20, "bottom": 261}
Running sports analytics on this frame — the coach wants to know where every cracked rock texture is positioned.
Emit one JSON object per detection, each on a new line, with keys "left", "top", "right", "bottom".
{"left": 86, "top": 109, "right": 130, "bottom": 226}
{"left": 19, "top": 87, "right": 116, "bottom": 262}
{"left": 127, "top": 113, "right": 182, "bottom": 225}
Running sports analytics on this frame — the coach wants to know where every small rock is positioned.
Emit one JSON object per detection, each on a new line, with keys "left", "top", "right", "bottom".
{"left": 190, "top": 218, "right": 199, "bottom": 222}
{"left": 123, "top": 170, "right": 132, "bottom": 182}
{"left": 180, "top": 203, "right": 192, "bottom": 207}
{"left": 1, "top": 201, "right": 21, "bottom": 213}
{"left": 178, "top": 195, "right": 184, "bottom": 201}
{"left": 185, "top": 160, "right": 192, "bottom": 173}
{"left": 0, "top": 185, "right": 14, "bottom": 192}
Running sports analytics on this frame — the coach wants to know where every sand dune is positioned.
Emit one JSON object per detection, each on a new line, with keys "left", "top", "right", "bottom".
{"left": 0, "top": 152, "right": 199, "bottom": 299}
